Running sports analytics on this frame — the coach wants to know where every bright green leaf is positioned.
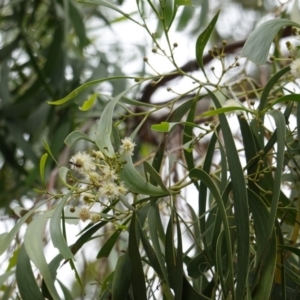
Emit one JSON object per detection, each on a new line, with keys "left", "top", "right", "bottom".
{"left": 79, "top": 93, "right": 97, "bottom": 111}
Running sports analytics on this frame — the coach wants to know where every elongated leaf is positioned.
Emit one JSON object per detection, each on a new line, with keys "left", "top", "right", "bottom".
{"left": 111, "top": 254, "right": 131, "bottom": 300}
{"left": 16, "top": 245, "right": 44, "bottom": 300}
{"left": 195, "top": 10, "right": 220, "bottom": 74}
{"left": 79, "top": 93, "right": 97, "bottom": 111}
{"left": 207, "top": 89, "right": 249, "bottom": 299}
{"left": 78, "top": 0, "right": 143, "bottom": 26}
{"left": 50, "top": 189, "right": 74, "bottom": 259}
{"left": 97, "top": 229, "right": 122, "bottom": 258}
{"left": 137, "top": 221, "right": 164, "bottom": 279}
{"left": 0, "top": 199, "right": 49, "bottom": 255}
{"left": 201, "top": 106, "right": 254, "bottom": 117}
{"left": 120, "top": 153, "right": 169, "bottom": 196}
{"left": 148, "top": 204, "right": 169, "bottom": 285}
{"left": 188, "top": 168, "right": 234, "bottom": 294}
{"left": 39, "top": 153, "right": 48, "bottom": 187}
{"left": 216, "top": 231, "right": 227, "bottom": 297}
{"left": 248, "top": 190, "right": 277, "bottom": 299}
{"left": 241, "top": 19, "right": 299, "bottom": 65}
{"left": 264, "top": 110, "right": 285, "bottom": 241}
{"left": 47, "top": 76, "right": 136, "bottom": 105}
{"left": 64, "top": 131, "right": 94, "bottom": 147}
{"left": 143, "top": 161, "right": 168, "bottom": 191}
{"left": 24, "top": 212, "right": 60, "bottom": 300}
{"left": 259, "top": 66, "right": 290, "bottom": 111}
{"left": 128, "top": 213, "right": 147, "bottom": 300}
{"left": 95, "top": 84, "right": 138, "bottom": 157}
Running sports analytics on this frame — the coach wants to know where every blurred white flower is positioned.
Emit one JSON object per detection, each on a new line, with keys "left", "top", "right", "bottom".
{"left": 102, "top": 166, "right": 118, "bottom": 181}
{"left": 290, "top": 58, "right": 300, "bottom": 78}
{"left": 120, "top": 137, "right": 136, "bottom": 156}
{"left": 70, "top": 151, "right": 95, "bottom": 174}
{"left": 99, "top": 181, "right": 120, "bottom": 199}
{"left": 79, "top": 207, "right": 90, "bottom": 222}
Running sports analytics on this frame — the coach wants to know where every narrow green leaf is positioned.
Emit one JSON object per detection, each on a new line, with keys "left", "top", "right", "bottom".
{"left": 175, "top": 214, "right": 183, "bottom": 300}
{"left": 78, "top": 0, "right": 143, "bottom": 26}
{"left": 16, "top": 245, "right": 44, "bottom": 300}
{"left": 189, "top": 168, "right": 234, "bottom": 295}
{"left": 166, "top": 215, "right": 176, "bottom": 288}
{"left": 259, "top": 66, "right": 290, "bottom": 111}
{"left": 137, "top": 221, "right": 164, "bottom": 279}
{"left": 0, "top": 199, "right": 49, "bottom": 255}
{"left": 207, "top": 89, "right": 249, "bottom": 299}
{"left": 43, "top": 140, "right": 58, "bottom": 165}
{"left": 120, "top": 153, "right": 169, "bottom": 196}
{"left": 128, "top": 213, "right": 147, "bottom": 300}
{"left": 57, "top": 280, "right": 74, "bottom": 300}
{"left": 143, "top": 161, "right": 168, "bottom": 191}
{"left": 111, "top": 254, "right": 131, "bottom": 300}
{"left": 151, "top": 122, "right": 174, "bottom": 132}
{"left": 148, "top": 204, "right": 169, "bottom": 285}
{"left": 79, "top": 93, "right": 97, "bottom": 111}
{"left": 95, "top": 84, "right": 138, "bottom": 157}
{"left": 195, "top": 10, "right": 220, "bottom": 74}
{"left": 97, "top": 229, "right": 122, "bottom": 258}
{"left": 241, "top": 19, "right": 299, "bottom": 65}
{"left": 59, "top": 166, "right": 73, "bottom": 188}
{"left": 216, "top": 231, "right": 227, "bottom": 297}
{"left": 201, "top": 106, "right": 254, "bottom": 117}
{"left": 24, "top": 212, "right": 60, "bottom": 300}
{"left": 47, "top": 76, "right": 136, "bottom": 105}
{"left": 50, "top": 189, "right": 74, "bottom": 259}
{"left": 248, "top": 190, "right": 277, "bottom": 299}
{"left": 64, "top": 131, "right": 94, "bottom": 147}
{"left": 264, "top": 110, "right": 285, "bottom": 241}
{"left": 39, "top": 153, "right": 48, "bottom": 187}
{"left": 163, "top": 0, "right": 175, "bottom": 30}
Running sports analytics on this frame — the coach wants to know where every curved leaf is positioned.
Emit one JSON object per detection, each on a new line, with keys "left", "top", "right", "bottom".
{"left": 24, "top": 212, "right": 60, "bottom": 300}
{"left": 16, "top": 245, "right": 44, "bottom": 300}
{"left": 50, "top": 189, "right": 75, "bottom": 259}
{"left": 120, "top": 153, "right": 170, "bottom": 197}
{"left": 241, "top": 19, "right": 300, "bottom": 65}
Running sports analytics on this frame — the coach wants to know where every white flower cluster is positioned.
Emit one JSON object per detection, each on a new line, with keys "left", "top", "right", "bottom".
{"left": 290, "top": 58, "right": 300, "bottom": 78}
{"left": 68, "top": 137, "right": 136, "bottom": 222}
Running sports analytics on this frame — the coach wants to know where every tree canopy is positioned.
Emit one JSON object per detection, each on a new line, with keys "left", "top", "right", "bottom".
{"left": 1, "top": 0, "right": 300, "bottom": 299}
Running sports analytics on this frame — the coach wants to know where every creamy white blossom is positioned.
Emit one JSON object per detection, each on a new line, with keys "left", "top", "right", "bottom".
{"left": 102, "top": 166, "right": 118, "bottom": 181}
{"left": 79, "top": 207, "right": 90, "bottom": 222}
{"left": 70, "top": 151, "right": 95, "bottom": 174}
{"left": 120, "top": 137, "right": 136, "bottom": 156}
{"left": 99, "top": 181, "right": 120, "bottom": 199}
{"left": 290, "top": 58, "right": 300, "bottom": 78}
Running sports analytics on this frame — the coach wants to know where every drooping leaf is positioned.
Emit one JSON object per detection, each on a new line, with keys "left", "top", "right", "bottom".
{"left": 50, "top": 189, "right": 75, "bottom": 259}
{"left": 24, "top": 212, "right": 60, "bottom": 300}
{"left": 128, "top": 213, "right": 147, "bottom": 300}
{"left": 241, "top": 19, "right": 300, "bottom": 65}
{"left": 16, "top": 245, "right": 44, "bottom": 300}
{"left": 39, "top": 153, "right": 48, "bottom": 187}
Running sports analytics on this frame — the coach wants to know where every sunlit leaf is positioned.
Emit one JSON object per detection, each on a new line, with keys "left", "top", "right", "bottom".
{"left": 39, "top": 153, "right": 48, "bottom": 187}
{"left": 79, "top": 93, "right": 97, "bottom": 111}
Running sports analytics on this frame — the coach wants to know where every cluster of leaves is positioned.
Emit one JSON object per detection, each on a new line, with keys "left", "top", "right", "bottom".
{"left": 2, "top": 0, "right": 300, "bottom": 299}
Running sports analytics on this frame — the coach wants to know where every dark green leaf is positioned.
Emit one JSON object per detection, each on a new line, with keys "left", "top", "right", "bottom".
{"left": 195, "top": 11, "right": 220, "bottom": 75}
